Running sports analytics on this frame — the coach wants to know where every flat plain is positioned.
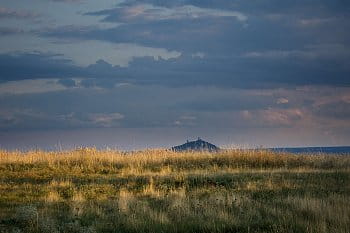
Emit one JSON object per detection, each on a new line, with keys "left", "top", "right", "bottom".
{"left": 0, "top": 148, "right": 349, "bottom": 233}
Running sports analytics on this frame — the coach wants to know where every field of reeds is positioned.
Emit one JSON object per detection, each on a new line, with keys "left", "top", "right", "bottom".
{"left": 0, "top": 148, "right": 349, "bottom": 233}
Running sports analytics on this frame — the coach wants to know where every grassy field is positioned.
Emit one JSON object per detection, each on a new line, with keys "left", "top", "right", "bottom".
{"left": 0, "top": 148, "right": 349, "bottom": 233}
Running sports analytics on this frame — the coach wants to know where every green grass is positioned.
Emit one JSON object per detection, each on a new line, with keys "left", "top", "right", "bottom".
{"left": 0, "top": 148, "right": 349, "bottom": 233}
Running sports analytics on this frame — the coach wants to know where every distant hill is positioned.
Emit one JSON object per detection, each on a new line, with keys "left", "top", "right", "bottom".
{"left": 172, "top": 138, "right": 220, "bottom": 152}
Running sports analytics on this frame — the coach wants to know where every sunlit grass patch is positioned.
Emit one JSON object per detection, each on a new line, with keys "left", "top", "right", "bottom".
{"left": 0, "top": 148, "right": 349, "bottom": 232}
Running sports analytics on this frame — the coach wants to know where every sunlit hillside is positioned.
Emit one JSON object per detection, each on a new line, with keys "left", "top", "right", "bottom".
{"left": 0, "top": 148, "right": 349, "bottom": 233}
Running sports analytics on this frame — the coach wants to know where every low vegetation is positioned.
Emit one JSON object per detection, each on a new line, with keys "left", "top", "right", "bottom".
{"left": 0, "top": 148, "right": 349, "bottom": 233}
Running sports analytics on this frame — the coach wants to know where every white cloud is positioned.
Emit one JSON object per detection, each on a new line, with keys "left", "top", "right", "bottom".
{"left": 277, "top": 98, "right": 289, "bottom": 104}
{"left": 117, "top": 4, "right": 247, "bottom": 22}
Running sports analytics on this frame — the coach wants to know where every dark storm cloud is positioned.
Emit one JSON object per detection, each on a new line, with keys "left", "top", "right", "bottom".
{"left": 2, "top": 0, "right": 350, "bottom": 89}
{"left": 77, "top": 5, "right": 350, "bottom": 54}
{"left": 0, "top": 53, "right": 80, "bottom": 81}
{"left": 39, "top": 0, "right": 350, "bottom": 62}
{"left": 1, "top": 52, "right": 350, "bottom": 88}
{"left": 34, "top": 0, "right": 350, "bottom": 89}
{"left": 0, "top": 53, "right": 127, "bottom": 83}
{"left": 126, "top": 54, "right": 350, "bottom": 87}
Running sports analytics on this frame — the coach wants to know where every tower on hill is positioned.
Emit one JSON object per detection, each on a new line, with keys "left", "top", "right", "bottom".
{"left": 171, "top": 138, "right": 220, "bottom": 152}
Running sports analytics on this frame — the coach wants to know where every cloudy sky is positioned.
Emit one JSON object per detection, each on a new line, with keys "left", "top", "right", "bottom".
{"left": 0, "top": 0, "right": 349, "bottom": 150}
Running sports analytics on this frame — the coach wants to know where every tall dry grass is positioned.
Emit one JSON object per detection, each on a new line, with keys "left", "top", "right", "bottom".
{"left": 1, "top": 148, "right": 349, "bottom": 173}
{"left": 0, "top": 148, "right": 349, "bottom": 233}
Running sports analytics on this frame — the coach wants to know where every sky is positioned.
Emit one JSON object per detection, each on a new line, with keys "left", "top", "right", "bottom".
{"left": 0, "top": 0, "right": 349, "bottom": 150}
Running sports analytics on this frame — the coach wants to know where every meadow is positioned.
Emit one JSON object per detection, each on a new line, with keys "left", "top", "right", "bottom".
{"left": 0, "top": 148, "right": 349, "bottom": 233}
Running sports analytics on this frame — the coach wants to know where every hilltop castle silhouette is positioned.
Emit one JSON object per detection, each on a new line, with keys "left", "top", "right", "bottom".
{"left": 171, "top": 138, "right": 219, "bottom": 152}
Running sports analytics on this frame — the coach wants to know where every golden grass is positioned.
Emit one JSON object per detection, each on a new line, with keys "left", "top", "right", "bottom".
{"left": 1, "top": 148, "right": 349, "bottom": 173}
{"left": 0, "top": 148, "right": 349, "bottom": 233}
